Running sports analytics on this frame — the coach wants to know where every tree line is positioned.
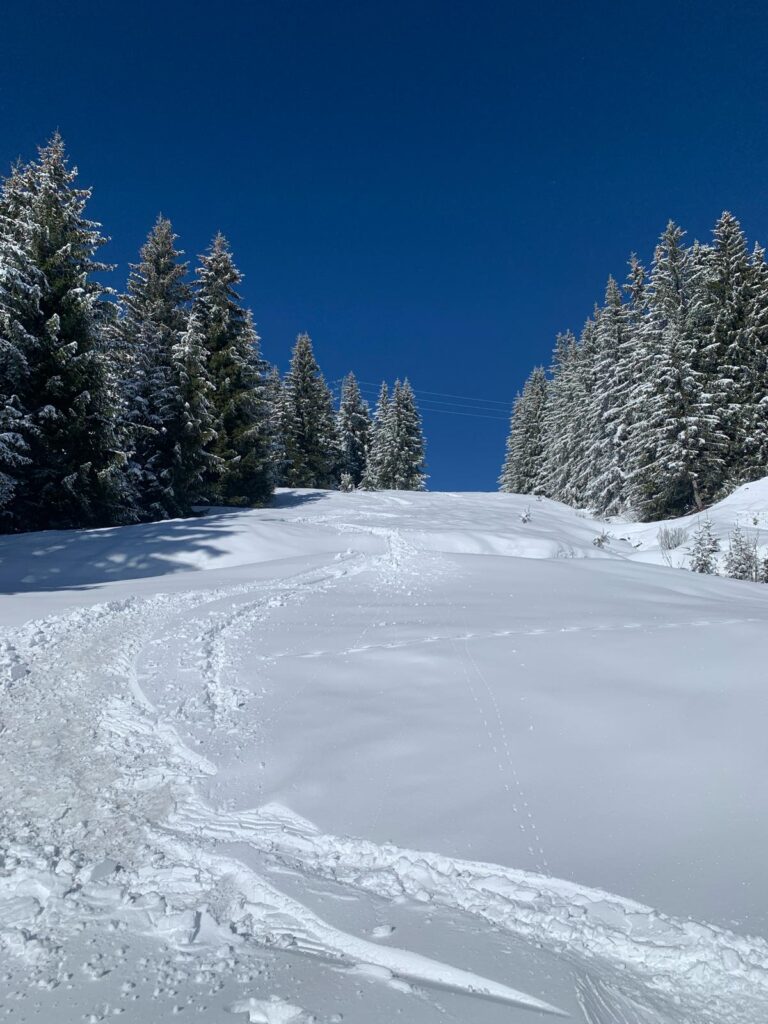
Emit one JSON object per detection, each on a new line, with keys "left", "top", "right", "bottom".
{"left": 500, "top": 215, "right": 768, "bottom": 520}
{"left": 0, "top": 136, "right": 426, "bottom": 534}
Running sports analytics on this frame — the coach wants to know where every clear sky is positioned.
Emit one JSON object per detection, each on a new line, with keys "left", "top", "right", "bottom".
{"left": 2, "top": 0, "right": 768, "bottom": 489}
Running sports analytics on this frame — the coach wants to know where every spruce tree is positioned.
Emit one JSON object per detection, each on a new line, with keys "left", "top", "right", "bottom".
{"left": 0, "top": 196, "right": 37, "bottom": 524}
{"left": 0, "top": 134, "right": 126, "bottom": 530}
{"left": 624, "top": 253, "right": 648, "bottom": 326}
{"left": 688, "top": 518, "right": 720, "bottom": 574}
{"left": 361, "top": 381, "right": 389, "bottom": 489}
{"left": 280, "top": 333, "right": 338, "bottom": 488}
{"left": 263, "top": 363, "right": 287, "bottom": 486}
{"left": 567, "top": 316, "right": 603, "bottom": 508}
{"left": 699, "top": 212, "right": 755, "bottom": 485}
{"left": 724, "top": 523, "right": 759, "bottom": 581}
{"left": 382, "top": 379, "right": 427, "bottom": 490}
{"left": 538, "top": 331, "right": 584, "bottom": 505}
{"left": 739, "top": 242, "right": 768, "bottom": 480}
{"left": 167, "top": 310, "right": 218, "bottom": 506}
{"left": 627, "top": 222, "right": 727, "bottom": 519}
{"left": 499, "top": 366, "right": 547, "bottom": 494}
{"left": 336, "top": 372, "right": 371, "bottom": 487}
{"left": 584, "top": 277, "right": 635, "bottom": 514}
{"left": 192, "top": 234, "right": 272, "bottom": 506}
{"left": 119, "top": 216, "right": 197, "bottom": 519}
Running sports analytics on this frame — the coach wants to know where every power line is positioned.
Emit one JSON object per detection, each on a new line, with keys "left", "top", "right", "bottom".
{"left": 354, "top": 380, "right": 511, "bottom": 408}
{"left": 330, "top": 386, "right": 508, "bottom": 422}
{"left": 338, "top": 383, "right": 511, "bottom": 418}
{"left": 331, "top": 378, "right": 511, "bottom": 410}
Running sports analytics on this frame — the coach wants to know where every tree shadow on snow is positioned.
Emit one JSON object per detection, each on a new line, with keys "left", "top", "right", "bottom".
{"left": 0, "top": 510, "right": 247, "bottom": 595}
{"left": 269, "top": 489, "right": 328, "bottom": 509}
{"left": 0, "top": 491, "right": 333, "bottom": 596}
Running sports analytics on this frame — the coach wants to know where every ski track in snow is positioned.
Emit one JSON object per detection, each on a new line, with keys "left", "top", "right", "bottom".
{"left": 2, "top": 503, "right": 768, "bottom": 1023}
{"left": 0, "top": 529, "right": 563, "bottom": 1019}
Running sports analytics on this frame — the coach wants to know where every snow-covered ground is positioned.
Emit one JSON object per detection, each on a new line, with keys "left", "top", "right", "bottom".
{"left": 2, "top": 483, "right": 768, "bottom": 1023}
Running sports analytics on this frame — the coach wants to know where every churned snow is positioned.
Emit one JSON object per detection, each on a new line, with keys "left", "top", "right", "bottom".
{"left": 2, "top": 483, "right": 768, "bottom": 1023}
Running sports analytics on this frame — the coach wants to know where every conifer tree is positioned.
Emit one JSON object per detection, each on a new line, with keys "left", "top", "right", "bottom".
{"left": 724, "top": 523, "right": 759, "bottom": 581}
{"left": 361, "top": 381, "right": 389, "bottom": 489}
{"left": 627, "top": 222, "right": 727, "bottom": 518}
{"left": 336, "top": 372, "right": 371, "bottom": 487}
{"left": 263, "top": 363, "right": 287, "bottom": 486}
{"left": 0, "top": 198, "right": 37, "bottom": 524}
{"left": 688, "top": 518, "right": 720, "bottom": 574}
{"left": 538, "top": 331, "right": 584, "bottom": 505}
{"left": 0, "top": 399, "right": 28, "bottom": 522}
{"left": 167, "top": 310, "right": 219, "bottom": 505}
{"left": 566, "top": 316, "right": 603, "bottom": 508}
{"left": 699, "top": 212, "right": 755, "bottom": 483}
{"left": 584, "top": 277, "right": 635, "bottom": 514}
{"left": 499, "top": 366, "right": 547, "bottom": 494}
{"left": 192, "top": 234, "right": 272, "bottom": 506}
{"left": 119, "top": 216, "right": 197, "bottom": 518}
{"left": 280, "top": 333, "right": 338, "bottom": 488}
{"left": 0, "top": 134, "right": 126, "bottom": 530}
{"left": 624, "top": 253, "right": 648, "bottom": 326}
{"left": 381, "top": 379, "right": 427, "bottom": 490}
{"left": 738, "top": 242, "right": 768, "bottom": 480}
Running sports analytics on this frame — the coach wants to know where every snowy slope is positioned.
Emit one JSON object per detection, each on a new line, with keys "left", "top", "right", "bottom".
{"left": 2, "top": 486, "right": 768, "bottom": 1023}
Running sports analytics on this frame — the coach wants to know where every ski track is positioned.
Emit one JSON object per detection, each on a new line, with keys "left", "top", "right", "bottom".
{"left": 0, "top": 529, "right": 564, "bottom": 1019}
{"left": 169, "top": 797, "right": 768, "bottom": 1024}
{"left": 1, "top": 513, "right": 767, "bottom": 1023}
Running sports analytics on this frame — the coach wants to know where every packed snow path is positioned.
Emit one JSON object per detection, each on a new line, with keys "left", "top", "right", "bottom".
{"left": 2, "top": 486, "right": 768, "bottom": 1022}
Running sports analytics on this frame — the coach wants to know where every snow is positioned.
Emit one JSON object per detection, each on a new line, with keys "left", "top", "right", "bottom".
{"left": 2, "top": 485, "right": 768, "bottom": 1023}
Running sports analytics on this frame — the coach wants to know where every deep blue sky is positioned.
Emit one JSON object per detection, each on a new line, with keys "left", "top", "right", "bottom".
{"left": 2, "top": 1, "right": 768, "bottom": 489}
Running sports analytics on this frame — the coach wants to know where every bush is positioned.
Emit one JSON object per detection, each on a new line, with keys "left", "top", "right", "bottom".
{"left": 657, "top": 525, "right": 687, "bottom": 551}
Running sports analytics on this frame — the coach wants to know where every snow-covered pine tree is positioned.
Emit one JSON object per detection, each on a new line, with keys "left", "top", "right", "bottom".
{"left": 336, "top": 372, "right": 371, "bottom": 487}
{"left": 698, "top": 212, "right": 755, "bottom": 487}
{"left": 624, "top": 253, "right": 648, "bottom": 326}
{"left": 724, "top": 523, "right": 759, "bottom": 581}
{"left": 688, "top": 518, "right": 720, "bottom": 574}
{"left": 739, "top": 242, "right": 768, "bottom": 481}
{"left": 383, "top": 379, "right": 427, "bottom": 490}
{"left": 500, "top": 391, "right": 525, "bottom": 493}
{"left": 566, "top": 315, "right": 603, "bottom": 509}
{"left": 0, "top": 134, "right": 127, "bottom": 530}
{"left": 263, "top": 363, "right": 287, "bottom": 486}
{"left": 583, "top": 277, "right": 635, "bottom": 515}
{"left": 119, "top": 215, "right": 195, "bottom": 519}
{"left": 167, "top": 309, "right": 219, "bottom": 507}
{"left": 0, "top": 192, "right": 38, "bottom": 526}
{"left": 361, "top": 381, "right": 389, "bottom": 489}
{"left": 626, "top": 222, "right": 728, "bottom": 519}
{"left": 280, "top": 333, "right": 338, "bottom": 489}
{"left": 0, "top": 397, "right": 28, "bottom": 524}
{"left": 499, "top": 365, "right": 547, "bottom": 494}
{"left": 192, "top": 234, "right": 272, "bottom": 506}
{"left": 538, "top": 331, "right": 584, "bottom": 505}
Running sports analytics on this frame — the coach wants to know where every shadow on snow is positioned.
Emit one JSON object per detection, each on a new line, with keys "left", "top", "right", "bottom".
{"left": 0, "top": 490, "right": 329, "bottom": 595}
